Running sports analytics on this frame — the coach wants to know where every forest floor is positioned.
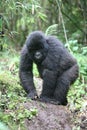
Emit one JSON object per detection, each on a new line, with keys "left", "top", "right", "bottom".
{"left": 23, "top": 78, "right": 87, "bottom": 130}
{"left": 24, "top": 101, "right": 72, "bottom": 130}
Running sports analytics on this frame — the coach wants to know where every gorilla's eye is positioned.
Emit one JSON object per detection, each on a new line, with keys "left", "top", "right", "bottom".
{"left": 29, "top": 47, "right": 36, "bottom": 53}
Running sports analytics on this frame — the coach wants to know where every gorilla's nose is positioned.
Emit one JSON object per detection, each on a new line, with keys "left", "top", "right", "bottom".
{"left": 35, "top": 51, "right": 42, "bottom": 59}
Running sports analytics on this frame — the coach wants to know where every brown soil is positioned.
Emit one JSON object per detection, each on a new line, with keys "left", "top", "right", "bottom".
{"left": 24, "top": 101, "right": 72, "bottom": 130}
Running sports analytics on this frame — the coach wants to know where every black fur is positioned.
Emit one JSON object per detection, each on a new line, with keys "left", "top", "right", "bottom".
{"left": 19, "top": 31, "right": 79, "bottom": 105}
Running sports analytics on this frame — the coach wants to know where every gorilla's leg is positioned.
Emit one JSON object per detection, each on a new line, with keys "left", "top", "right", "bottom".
{"left": 54, "top": 64, "right": 79, "bottom": 105}
{"left": 39, "top": 69, "right": 60, "bottom": 104}
{"left": 41, "top": 69, "right": 57, "bottom": 96}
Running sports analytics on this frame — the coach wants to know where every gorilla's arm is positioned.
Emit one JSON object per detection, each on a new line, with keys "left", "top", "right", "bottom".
{"left": 19, "top": 45, "right": 38, "bottom": 99}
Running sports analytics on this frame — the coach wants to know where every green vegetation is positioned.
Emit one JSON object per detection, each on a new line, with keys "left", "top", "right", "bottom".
{"left": 0, "top": 50, "right": 38, "bottom": 130}
{"left": 0, "top": 0, "right": 87, "bottom": 129}
{"left": 0, "top": 43, "right": 87, "bottom": 129}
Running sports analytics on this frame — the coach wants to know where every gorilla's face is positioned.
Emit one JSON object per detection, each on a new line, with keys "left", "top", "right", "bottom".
{"left": 27, "top": 33, "right": 49, "bottom": 63}
{"left": 29, "top": 43, "right": 44, "bottom": 62}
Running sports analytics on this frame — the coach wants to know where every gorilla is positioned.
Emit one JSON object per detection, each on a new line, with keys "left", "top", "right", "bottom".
{"left": 19, "top": 31, "right": 79, "bottom": 105}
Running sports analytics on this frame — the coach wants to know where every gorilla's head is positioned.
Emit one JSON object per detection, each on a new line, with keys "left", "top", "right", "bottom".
{"left": 26, "top": 31, "right": 49, "bottom": 63}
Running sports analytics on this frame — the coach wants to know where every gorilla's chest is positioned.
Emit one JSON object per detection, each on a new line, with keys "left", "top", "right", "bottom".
{"left": 41, "top": 50, "right": 61, "bottom": 71}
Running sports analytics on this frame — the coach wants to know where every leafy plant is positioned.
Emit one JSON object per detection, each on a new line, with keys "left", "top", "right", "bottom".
{"left": 0, "top": 50, "right": 38, "bottom": 129}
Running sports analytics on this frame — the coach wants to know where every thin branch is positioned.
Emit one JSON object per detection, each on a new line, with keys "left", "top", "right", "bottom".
{"left": 55, "top": 0, "right": 68, "bottom": 43}
{"left": 55, "top": 0, "right": 72, "bottom": 52}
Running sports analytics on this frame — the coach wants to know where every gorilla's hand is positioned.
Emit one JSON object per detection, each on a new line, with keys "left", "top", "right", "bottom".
{"left": 27, "top": 90, "right": 38, "bottom": 100}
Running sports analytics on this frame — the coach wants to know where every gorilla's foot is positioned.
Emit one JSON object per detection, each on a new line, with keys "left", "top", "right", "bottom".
{"left": 39, "top": 96, "right": 61, "bottom": 105}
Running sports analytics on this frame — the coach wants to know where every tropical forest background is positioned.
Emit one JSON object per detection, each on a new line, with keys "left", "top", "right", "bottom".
{"left": 0, "top": 0, "right": 87, "bottom": 130}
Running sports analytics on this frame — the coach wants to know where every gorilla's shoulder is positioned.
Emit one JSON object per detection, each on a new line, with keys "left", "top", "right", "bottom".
{"left": 21, "top": 44, "right": 28, "bottom": 55}
{"left": 46, "top": 36, "right": 63, "bottom": 47}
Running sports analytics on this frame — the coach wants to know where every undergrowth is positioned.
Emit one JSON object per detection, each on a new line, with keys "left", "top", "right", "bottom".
{"left": 0, "top": 50, "right": 38, "bottom": 130}
{"left": 0, "top": 44, "right": 87, "bottom": 129}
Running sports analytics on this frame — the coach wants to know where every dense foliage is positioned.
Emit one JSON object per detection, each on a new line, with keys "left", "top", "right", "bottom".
{"left": 0, "top": 0, "right": 87, "bottom": 46}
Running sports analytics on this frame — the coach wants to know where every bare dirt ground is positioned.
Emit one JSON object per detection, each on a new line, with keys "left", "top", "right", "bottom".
{"left": 23, "top": 78, "right": 87, "bottom": 130}
{"left": 24, "top": 101, "right": 72, "bottom": 130}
